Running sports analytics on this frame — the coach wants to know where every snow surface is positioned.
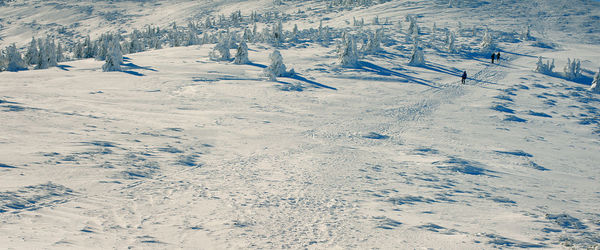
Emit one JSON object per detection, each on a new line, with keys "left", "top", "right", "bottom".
{"left": 1, "top": 0, "right": 600, "bottom": 249}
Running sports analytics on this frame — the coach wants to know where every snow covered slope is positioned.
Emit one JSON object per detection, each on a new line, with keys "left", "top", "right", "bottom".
{"left": 1, "top": 0, "right": 600, "bottom": 249}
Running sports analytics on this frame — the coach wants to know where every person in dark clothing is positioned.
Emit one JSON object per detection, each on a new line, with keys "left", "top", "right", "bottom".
{"left": 496, "top": 52, "right": 501, "bottom": 62}
{"left": 461, "top": 71, "right": 467, "bottom": 84}
{"left": 491, "top": 53, "right": 495, "bottom": 64}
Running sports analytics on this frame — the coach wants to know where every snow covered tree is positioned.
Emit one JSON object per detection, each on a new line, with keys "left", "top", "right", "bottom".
{"left": 408, "top": 42, "right": 425, "bottom": 66}
{"left": 363, "top": 29, "right": 383, "bottom": 54}
{"left": 56, "top": 43, "right": 64, "bottom": 62}
{"left": 36, "top": 38, "right": 50, "bottom": 69}
{"left": 338, "top": 33, "right": 359, "bottom": 67}
{"left": 209, "top": 39, "right": 231, "bottom": 61}
{"left": 5, "top": 43, "right": 27, "bottom": 71}
{"left": 535, "top": 56, "right": 554, "bottom": 74}
{"left": 590, "top": 68, "right": 600, "bottom": 93}
{"left": 264, "top": 49, "right": 291, "bottom": 81}
{"left": 83, "top": 35, "right": 95, "bottom": 58}
{"left": 520, "top": 25, "right": 531, "bottom": 40}
{"left": 24, "top": 37, "right": 38, "bottom": 65}
{"left": 563, "top": 58, "right": 582, "bottom": 80}
{"left": 446, "top": 30, "right": 456, "bottom": 52}
{"left": 407, "top": 16, "right": 419, "bottom": 40}
{"left": 233, "top": 41, "right": 250, "bottom": 64}
{"left": 273, "top": 20, "right": 284, "bottom": 44}
{"left": 480, "top": 29, "right": 494, "bottom": 53}
{"left": 46, "top": 38, "right": 57, "bottom": 67}
{"left": 102, "top": 39, "right": 122, "bottom": 72}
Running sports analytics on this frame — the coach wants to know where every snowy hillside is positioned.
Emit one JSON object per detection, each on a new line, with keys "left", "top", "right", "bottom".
{"left": 1, "top": 0, "right": 600, "bottom": 249}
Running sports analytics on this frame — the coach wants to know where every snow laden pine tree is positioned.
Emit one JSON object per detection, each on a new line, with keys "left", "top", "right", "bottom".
{"left": 446, "top": 30, "right": 456, "bottom": 53}
{"left": 264, "top": 50, "right": 292, "bottom": 81}
{"left": 5, "top": 43, "right": 27, "bottom": 71}
{"left": 233, "top": 41, "right": 250, "bottom": 64}
{"left": 535, "top": 56, "right": 554, "bottom": 74}
{"left": 408, "top": 42, "right": 425, "bottom": 66}
{"left": 338, "top": 33, "right": 359, "bottom": 67}
{"left": 24, "top": 37, "right": 38, "bottom": 66}
{"left": 102, "top": 39, "right": 122, "bottom": 72}
{"left": 563, "top": 58, "right": 582, "bottom": 80}
{"left": 363, "top": 29, "right": 383, "bottom": 55}
{"left": 480, "top": 30, "right": 494, "bottom": 53}
{"left": 590, "top": 68, "right": 600, "bottom": 94}
{"left": 520, "top": 25, "right": 531, "bottom": 40}
{"left": 36, "top": 37, "right": 57, "bottom": 70}
{"left": 209, "top": 38, "right": 231, "bottom": 61}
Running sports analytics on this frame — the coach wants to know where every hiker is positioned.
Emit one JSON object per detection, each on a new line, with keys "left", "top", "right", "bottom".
{"left": 491, "top": 53, "right": 495, "bottom": 64}
{"left": 461, "top": 71, "right": 467, "bottom": 84}
{"left": 496, "top": 52, "right": 501, "bottom": 62}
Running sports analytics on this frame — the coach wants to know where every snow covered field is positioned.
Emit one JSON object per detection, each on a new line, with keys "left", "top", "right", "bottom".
{"left": 1, "top": 0, "right": 600, "bottom": 249}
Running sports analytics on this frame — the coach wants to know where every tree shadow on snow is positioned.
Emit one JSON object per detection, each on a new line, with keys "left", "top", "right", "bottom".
{"left": 288, "top": 74, "right": 337, "bottom": 90}
{"left": 246, "top": 62, "right": 337, "bottom": 90}
{"left": 358, "top": 61, "right": 438, "bottom": 88}
{"left": 57, "top": 65, "right": 73, "bottom": 71}
{"left": 119, "top": 57, "right": 158, "bottom": 76}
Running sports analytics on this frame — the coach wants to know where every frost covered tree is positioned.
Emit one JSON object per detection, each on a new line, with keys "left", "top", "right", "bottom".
{"left": 520, "top": 25, "right": 531, "bottom": 40}
{"left": 446, "top": 30, "right": 456, "bottom": 52}
{"left": 535, "top": 56, "right": 554, "bottom": 74}
{"left": 56, "top": 43, "right": 64, "bottom": 62}
{"left": 102, "top": 39, "right": 122, "bottom": 72}
{"left": 46, "top": 38, "right": 57, "bottom": 67}
{"left": 36, "top": 38, "right": 50, "bottom": 69}
{"left": 590, "top": 68, "right": 600, "bottom": 93}
{"left": 407, "top": 16, "right": 419, "bottom": 41}
{"left": 264, "top": 49, "right": 292, "bottom": 81}
{"left": 338, "top": 33, "right": 359, "bottom": 67}
{"left": 5, "top": 43, "right": 27, "bottom": 71}
{"left": 233, "top": 41, "right": 250, "bottom": 64}
{"left": 563, "top": 58, "right": 582, "bottom": 80}
{"left": 209, "top": 39, "right": 231, "bottom": 61}
{"left": 408, "top": 42, "right": 425, "bottom": 66}
{"left": 363, "top": 29, "right": 383, "bottom": 54}
{"left": 24, "top": 37, "right": 38, "bottom": 65}
{"left": 273, "top": 20, "right": 284, "bottom": 44}
{"left": 480, "top": 29, "right": 494, "bottom": 52}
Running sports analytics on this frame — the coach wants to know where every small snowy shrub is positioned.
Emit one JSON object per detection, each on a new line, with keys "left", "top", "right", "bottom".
{"left": 563, "top": 58, "right": 582, "bottom": 80}
{"left": 264, "top": 50, "right": 292, "bottom": 81}
{"left": 233, "top": 41, "right": 250, "bottom": 64}
{"left": 535, "top": 56, "right": 554, "bottom": 74}
{"left": 339, "top": 33, "right": 359, "bottom": 67}
{"left": 590, "top": 68, "right": 600, "bottom": 94}
{"left": 408, "top": 42, "right": 425, "bottom": 66}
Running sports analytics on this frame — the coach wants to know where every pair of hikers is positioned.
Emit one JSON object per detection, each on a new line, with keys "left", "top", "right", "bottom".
{"left": 491, "top": 52, "right": 501, "bottom": 63}
{"left": 462, "top": 52, "right": 502, "bottom": 84}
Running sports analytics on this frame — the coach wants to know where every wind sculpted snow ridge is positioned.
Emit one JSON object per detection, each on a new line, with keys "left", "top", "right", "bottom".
{"left": 1, "top": 0, "right": 600, "bottom": 249}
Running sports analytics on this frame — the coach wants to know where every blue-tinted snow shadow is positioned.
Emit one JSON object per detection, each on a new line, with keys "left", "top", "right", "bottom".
{"left": 358, "top": 61, "right": 438, "bottom": 88}
{"left": 288, "top": 74, "right": 337, "bottom": 90}
{"left": 0, "top": 163, "right": 17, "bottom": 169}
{"left": 119, "top": 57, "right": 157, "bottom": 76}
{"left": 422, "top": 62, "right": 463, "bottom": 77}
{"left": 57, "top": 65, "right": 73, "bottom": 71}
{"left": 247, "top": 62, "right": 337, "bottom": 90}
{"left": 247, "top": 62, "right": 267, "bottom": 69}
